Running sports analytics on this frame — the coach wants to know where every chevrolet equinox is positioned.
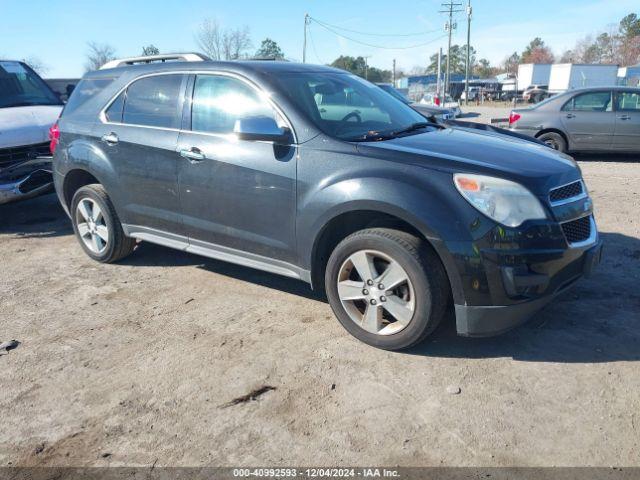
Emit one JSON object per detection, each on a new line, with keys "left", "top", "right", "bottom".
{"left": 52, "top": 55, "right": 602, "bottom": 350}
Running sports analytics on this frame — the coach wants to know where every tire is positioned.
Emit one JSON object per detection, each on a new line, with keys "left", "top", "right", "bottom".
{"left": 325, "top": 228, "right": 450, "bottom": 351}
{"left": 537, "top": 132, "right": 567, "bottom": 153}
{"left": 70, "top": 184, "right": 136, "bottom": 263}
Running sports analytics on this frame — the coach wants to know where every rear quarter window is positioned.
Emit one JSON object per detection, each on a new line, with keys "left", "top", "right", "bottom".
{"left": 63, "top": 77, "right": 116, "bottom": 116}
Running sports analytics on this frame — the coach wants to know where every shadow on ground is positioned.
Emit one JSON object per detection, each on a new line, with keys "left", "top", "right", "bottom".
{"left": 574, "top": 152, "right": 640, "bottom": 162}
{"left": 409, "top": 231, "right": 640, "bottom": 363}
{"left": 0, "top": 193, "right": 71, "bottom": 238}
{"left": 126, "top": 231, "right": 640, "bottom": 364}
{"left": 3, "top": 194, "right": 639, "bottom": 364}
{"left": 122, "top": 242, "right": 323, "bottom": 302}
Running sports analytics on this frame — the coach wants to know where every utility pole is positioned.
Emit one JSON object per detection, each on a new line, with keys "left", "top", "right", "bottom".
{"left": 437, "top": 48, "right": 442, "bottom": 98}
{"left": 464, "top": 0, "right": 472, "bottom": 106}
{"left": 302, "top": 13, "right": 310, "bottom": 63}
{"left": 440, "top": 2, "right": 463, "bottom": 98}
{"left": 363, "top": 56, "right": 371, "bottom": 80}
{"left": 392, "top": 59, "right": 396, "bottom": 85}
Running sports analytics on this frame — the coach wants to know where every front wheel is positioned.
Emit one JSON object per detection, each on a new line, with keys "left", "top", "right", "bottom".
{"left": 325, "top": 228, "right": 450, "bottom": 351}
{"left": 71, "top": 184, "right": 136, "bottom": 263}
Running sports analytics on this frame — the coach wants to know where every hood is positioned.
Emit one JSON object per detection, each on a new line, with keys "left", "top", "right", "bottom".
{"left": 0, "top": 106, "right": 62, "bottom": 149}
{"left": 356, "top": 126, "right": 580, "bottom": 195}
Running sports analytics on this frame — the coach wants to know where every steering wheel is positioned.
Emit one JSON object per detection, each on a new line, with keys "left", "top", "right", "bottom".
{"left": 335, "top": 111, "right": 362, "bottom": 134}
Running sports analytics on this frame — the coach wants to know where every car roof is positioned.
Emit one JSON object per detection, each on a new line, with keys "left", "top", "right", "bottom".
{"left": 86, "top": 60, "right": 345, "bottom": 79}
{"left": 563, "top": 86, "right": 640, "bottom": 92}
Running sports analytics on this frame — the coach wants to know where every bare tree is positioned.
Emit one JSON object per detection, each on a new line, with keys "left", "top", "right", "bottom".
{"left": 196, "top": 18, "right": 251, "bottom": 60}
{"left": 195, "top": 18, "right": 223, "bottom": 60}
{"left": 223, "top": 26, "right": 252, "bottom": 60}
{"left": 85, "top": 42, "right": 116, "bottom": 71}
{"left": 22, "top": 56, "right": 49, "bottom": 75}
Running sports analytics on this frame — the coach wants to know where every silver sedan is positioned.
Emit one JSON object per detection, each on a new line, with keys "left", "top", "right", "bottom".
{"left": 509, "top": 87, "right": 640, "bottom": 153}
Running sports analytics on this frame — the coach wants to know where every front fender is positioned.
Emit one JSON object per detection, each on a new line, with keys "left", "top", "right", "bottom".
{"left": 297, "top": 173, "right": 478, "bottom": 304}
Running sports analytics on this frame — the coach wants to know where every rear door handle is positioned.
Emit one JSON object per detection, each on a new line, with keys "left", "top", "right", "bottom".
{"left": 565, "top": 113, "right": 576, "bottom": 119}
{"left": 179, "top": 148, "right": 206, "bottom": 163}
{"left": 101, "top": 132, "right": 119, "bottom": 145}
{"left": 618, "top": 114, "right": 631, "bottom": 120}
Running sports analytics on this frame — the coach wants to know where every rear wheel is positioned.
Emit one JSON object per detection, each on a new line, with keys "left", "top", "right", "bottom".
{"left": 325, "top": 228, "right": 450, "bottom": 351}
{"left": 71, "top": 184, "right": 136, "bottom": 263}
{"left": 538, "top": 132, "right": 567, "bottom": 153}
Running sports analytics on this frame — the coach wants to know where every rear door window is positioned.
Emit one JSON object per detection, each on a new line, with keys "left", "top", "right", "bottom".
{"left": 121, "top": 74, "right": 185, "bottom": 129}
{"left": 563, "top": 91, "right": 612, "bottom": 112}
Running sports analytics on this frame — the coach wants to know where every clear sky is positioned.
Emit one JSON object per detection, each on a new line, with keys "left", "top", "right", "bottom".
{"left": 1, "top": 0, "right": 638, "bottom": 77}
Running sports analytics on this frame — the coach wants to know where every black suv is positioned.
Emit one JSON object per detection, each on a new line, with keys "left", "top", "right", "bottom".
{"left": 52, "top": 55, "right": 602, "bottom": 350}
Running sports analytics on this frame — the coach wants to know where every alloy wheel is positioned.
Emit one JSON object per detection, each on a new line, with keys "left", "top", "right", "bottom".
{"left": 75, "top": 198, "right": 109, "bottom": 254}
{"left": 337, "top": 249, "right": 416, "bottom": 336}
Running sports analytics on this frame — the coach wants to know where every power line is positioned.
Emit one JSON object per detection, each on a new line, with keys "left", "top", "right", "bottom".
{"left": 307, "top": 26, "right": 324, "bottom": 64}
{"left": 310, "top": 16, "right": 442, "bottom": 37}
{"left": 310, "top": 19, "right": 448, "bottom": 50}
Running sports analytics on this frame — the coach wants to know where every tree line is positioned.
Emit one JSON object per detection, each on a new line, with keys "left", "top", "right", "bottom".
{"left": 482, "top": 13, "right": 639, "bottom": 77}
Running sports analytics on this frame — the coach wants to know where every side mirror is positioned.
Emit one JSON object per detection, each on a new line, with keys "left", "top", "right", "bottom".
{"left": 234, "top": 116, "right": 289, "bottom": 143}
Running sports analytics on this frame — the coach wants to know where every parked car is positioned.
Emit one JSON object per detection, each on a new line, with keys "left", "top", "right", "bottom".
{"left": 53, "top": 56, "right": 601, "bottom": 350}
{"left": 509, "top": 86, "right": 640, "bottom": 152}
{"left": 0, "top": 60, "right": 62, "bottom": 204}
{"left": 460, "top": 87, "right": 480, "bottom": 102}
{"left": 45, "top": 78, "right": 80, "bottom": 103}
{"left": 420, "top": 92, "right": 462, "bottom": 117}
{"left": 522, "top": 84, "right": 549, "bottom": 103}
{"left": 376, "top": 83, "right": 453, "bottom": 121}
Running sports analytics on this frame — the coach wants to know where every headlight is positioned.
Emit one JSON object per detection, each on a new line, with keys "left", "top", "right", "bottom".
{"left": 454, "top": 173, "right": 547, "bottom": 227}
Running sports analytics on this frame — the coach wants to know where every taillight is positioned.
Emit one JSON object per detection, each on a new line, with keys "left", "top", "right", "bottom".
{"left": 49, "top": 123, "right": 60, "bottom": 154}
{"left": 434, "top": 96, "right": 441, "bottom": 106}
{"left": 509, "top": 112, "right": 521, "bottom": 126}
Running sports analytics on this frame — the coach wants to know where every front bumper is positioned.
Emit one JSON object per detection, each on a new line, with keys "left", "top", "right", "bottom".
{"left": 455, "top": 240, "right": 603, "bottom": 337}
{"left": 0, "top": 157, "right": 54, "bottom": 205}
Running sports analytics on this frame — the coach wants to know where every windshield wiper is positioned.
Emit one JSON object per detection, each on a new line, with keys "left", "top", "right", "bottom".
{"left": 346, "top": 131, "right": 397, "bottom": 142}
{"left": 391, "top": 122, "right": 440, "bottom": 136}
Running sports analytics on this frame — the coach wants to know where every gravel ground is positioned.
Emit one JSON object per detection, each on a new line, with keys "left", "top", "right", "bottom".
{"left": 1, "top": 150, "right": 639, "bottom": 467}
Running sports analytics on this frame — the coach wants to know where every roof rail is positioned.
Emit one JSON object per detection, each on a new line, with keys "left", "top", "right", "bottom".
{"left": 100, "top": 53, "right": 209, "bottom": 70}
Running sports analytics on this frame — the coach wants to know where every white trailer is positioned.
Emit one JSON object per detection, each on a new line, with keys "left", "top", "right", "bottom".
{"left": 517, "top": 64, "right": 552, "bottom": 90}
{"left": 548, "top": 64, "right": 619, "bottom": 93}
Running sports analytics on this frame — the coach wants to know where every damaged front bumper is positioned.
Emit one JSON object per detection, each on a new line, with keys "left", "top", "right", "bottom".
{"left": 0, "top": 157, "right": 54, "bottom": 205}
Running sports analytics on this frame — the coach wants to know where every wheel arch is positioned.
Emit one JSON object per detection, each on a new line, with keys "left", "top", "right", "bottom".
{"left": 308, "top": 205, "right": 463, "bottom": 304}
{"left": 62, "top": 169, "right": 102, "bottom": 210}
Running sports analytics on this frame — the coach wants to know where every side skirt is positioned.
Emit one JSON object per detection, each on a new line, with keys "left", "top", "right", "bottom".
{"left": 122, "top": 224, "right": 311, "bottom": 283}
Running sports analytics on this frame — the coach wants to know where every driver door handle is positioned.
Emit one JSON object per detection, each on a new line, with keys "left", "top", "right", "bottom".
{"left": 618, "top": 114, "right": 631, "bottom": 120}
{"left": 101, "top": 132, "right": 119, "bottom": 145}
{"left": 565, "top": 113, "right": 576, "bottom": 119}
{"left": 179, "top": 147, "right": 206, "bottom": 163}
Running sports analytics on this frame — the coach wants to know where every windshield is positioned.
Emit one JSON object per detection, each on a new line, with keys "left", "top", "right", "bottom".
{"left": 0, "top": 61, "right": 62, "bottom": 108}
{"left": 274, "top": 72, "right": 427, "bottom": 141}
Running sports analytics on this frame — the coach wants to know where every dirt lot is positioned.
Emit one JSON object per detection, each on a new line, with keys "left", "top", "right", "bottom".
{"left": 1, "top": 154, "right": 639, "bottom": 467}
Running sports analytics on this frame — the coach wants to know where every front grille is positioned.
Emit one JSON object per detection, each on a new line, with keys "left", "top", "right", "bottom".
{"left": 0, "top": 142, "right": 51, "bottom": 168}
{"left": 561, "top": 215, "right": 592, "bottom": 244}
{"left": 549, "top": 181, "right": 584, "bottom": 203}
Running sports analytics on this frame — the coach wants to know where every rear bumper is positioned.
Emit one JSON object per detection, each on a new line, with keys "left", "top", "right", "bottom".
{"left": 0, "top": 157, "right": 54, "bottom": 205}
{"left": 508, "top": 127, "right": 538, "bottom": 139}
{"left": 455, "top": 241, "right": 603, "bottom": 337}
